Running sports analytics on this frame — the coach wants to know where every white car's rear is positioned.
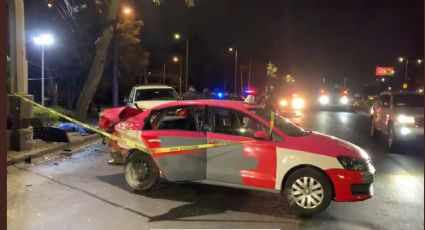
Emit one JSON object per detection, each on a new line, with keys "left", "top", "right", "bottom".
{"left": 127, "top": 85, "right": 179, "bottom": 110}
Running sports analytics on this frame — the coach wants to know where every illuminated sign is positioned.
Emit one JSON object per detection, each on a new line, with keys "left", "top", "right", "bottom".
{"left": 376, "top": 66, "right": 394, "bottom": 76}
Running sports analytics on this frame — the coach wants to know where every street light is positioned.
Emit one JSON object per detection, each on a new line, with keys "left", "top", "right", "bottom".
{"left": 174, "top": 33, "right": 181, "bottom": 40}
{"left": 417, "top": 59, "right": 423, "bottom": 64}
{"left": 33, "top": 33, "right": 54, "bottom": 106}
{"left": 173, "top": 33, "right": 189, "bottom": 91}
{"left": 228, "top": 47, "right": 238, "bottom": 94}
{"left": 123, "top": 7, "right": 132, "bottom": 15}
{"left": 173, "top": 56, "right": 183, "bottom": 94}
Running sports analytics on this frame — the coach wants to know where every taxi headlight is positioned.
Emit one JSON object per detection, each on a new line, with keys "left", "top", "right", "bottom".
{"left": 292, "top": 98, "right": 305, "bottom": 109}
{"left": 337, "top": 156, "right": 368, "bottom": 171}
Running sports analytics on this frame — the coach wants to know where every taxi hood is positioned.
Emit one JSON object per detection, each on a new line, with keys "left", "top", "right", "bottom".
{"left": 287, "top": 132, "right": 370, "bottom": 160}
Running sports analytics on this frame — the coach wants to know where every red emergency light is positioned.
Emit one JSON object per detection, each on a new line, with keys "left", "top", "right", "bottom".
{"left": 244, "top": 88, "right": 256, "bottom": 95}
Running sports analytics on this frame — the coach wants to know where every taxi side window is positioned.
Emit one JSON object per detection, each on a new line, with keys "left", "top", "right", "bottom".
{"left": 145, "top": 106, "right": 204, "bottom": 131}
{"left": 380, "top": 95, "right": 391, "bottom": 107}
{"left": 209, "top": 107, "right": 282, "bottom": 141}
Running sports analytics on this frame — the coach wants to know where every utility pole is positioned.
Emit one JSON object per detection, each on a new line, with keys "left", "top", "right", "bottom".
{"left": 234, "top": 50, "right": 238, "bottom": 94}
{"left": 112, "top": 42, "right": 119, "bottom": 107}
{"left": 240, "top": 65, "right": 244, "bottom": 94}
{"left": 163, "top": 63, "right": 166, "bottom": 84}
{"left": 248, "top": 60, "right": 252, "bottom": 88}
{"left": 185, "top": 40, "right": 189, "bottom": 91}
{"left": 7, "top": 0, "right": 34, "bottom": 151}
{"left": 179, "top": 60, "right": 183, "bottom": 94}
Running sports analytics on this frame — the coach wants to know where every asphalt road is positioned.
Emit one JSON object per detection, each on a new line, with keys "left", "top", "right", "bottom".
{"left": 7, "top": 110, "right": 424, "bottom": 230}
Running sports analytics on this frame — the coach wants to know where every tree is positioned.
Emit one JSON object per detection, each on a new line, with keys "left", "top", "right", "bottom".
{"left": 74, "top": 0, "right": 194, "bottom": 120}
{"left": 74, "top": 0, "right": 119, "bottom": 120}
{"left": 116, "top": 18, "right": 149, "bottom": 99}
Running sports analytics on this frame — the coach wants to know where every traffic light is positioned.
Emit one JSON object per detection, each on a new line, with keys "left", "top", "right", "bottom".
{"left": 402, "top": 83, "right": 408, "bottom": 89}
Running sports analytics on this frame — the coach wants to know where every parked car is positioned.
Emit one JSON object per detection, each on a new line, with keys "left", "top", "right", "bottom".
{"left": 99, "top": 100, "right": 375, "bottom": 215}
{"left": 124, "top": 85, "right": 180, "bottom": 110}
{"left": 370, "top": 90, "right": 424, "bottom": 152}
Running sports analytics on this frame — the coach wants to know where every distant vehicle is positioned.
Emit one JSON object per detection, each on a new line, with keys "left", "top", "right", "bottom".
{"left": 370, "top": 91, "right": 424, "bottom": 152}
{"left": 317, "top": 88, "right": 353, "bottom": 111}
{"left": 99, "top": 100, "right": 375, "bottom": 215}
{"left": 124, "top": 85, "right": 180, "bottom": 110}
{"left": 277, "top": 91, "right": 306, "bottom": 117}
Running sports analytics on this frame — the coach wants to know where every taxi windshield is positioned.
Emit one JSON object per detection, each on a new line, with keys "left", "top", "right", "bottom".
{"left": 250, "top": 107, "right": 310, "bottom": 137}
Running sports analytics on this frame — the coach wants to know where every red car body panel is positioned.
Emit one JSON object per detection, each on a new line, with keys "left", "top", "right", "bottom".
{"left": 99, "top": 100, "right": 375, "bottom": 203}
{"left": 326, "top": 169, "right": 373, "bottom": 202}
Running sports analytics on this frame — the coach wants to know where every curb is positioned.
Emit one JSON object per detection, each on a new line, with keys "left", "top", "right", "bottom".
{"left": 7, "top": 134, "right": 102, "bottom": 166}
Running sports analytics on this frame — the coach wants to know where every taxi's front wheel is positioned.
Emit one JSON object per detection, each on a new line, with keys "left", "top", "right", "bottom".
{"left": 124, "top": 151, "right": 159, "bottom": 191}
{"left": 283, "top": 167, "right": 333, "bottom": 216}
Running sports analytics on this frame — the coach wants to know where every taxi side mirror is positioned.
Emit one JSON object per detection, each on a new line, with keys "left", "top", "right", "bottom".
{"left": 254, "top": 130, "right": 272, "bottom": 141}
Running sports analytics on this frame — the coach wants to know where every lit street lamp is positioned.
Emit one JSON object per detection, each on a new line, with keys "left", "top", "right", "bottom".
{"left": 123, "top": 7, "right": 132, "bottom": 15}
{"left": 173, "top": 33, "right": 189, "bottom": 91}
{"left": 228, "top": 47, "right": 238, "bottom": 94}
{"left": 398, "top": 57, "right": 423, "bottom": 81}
{"left": 33, "top": 33, "right": 54, "bottom": 106}
{"left": 173, "top": 56, "right": 183, "bottom": 94}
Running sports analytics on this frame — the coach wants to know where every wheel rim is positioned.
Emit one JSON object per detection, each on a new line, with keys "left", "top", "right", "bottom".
{"left": 290, "top": 177, "right": 324, "bottom": 209}
{"left": 126, "top": 160, "right": 150, "bottom": 186}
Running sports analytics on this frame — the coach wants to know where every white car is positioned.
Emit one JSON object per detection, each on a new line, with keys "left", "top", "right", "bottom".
{"left": 370, "top": 91, "right": 424, "bottom": 152}
{"left": 125, "top": 85, "right": 180, "bottom": 110}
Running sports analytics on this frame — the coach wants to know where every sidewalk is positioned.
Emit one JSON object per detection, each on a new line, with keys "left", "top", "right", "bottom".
{"left": 7, "top": 132, "right": 101, "bottom": 166}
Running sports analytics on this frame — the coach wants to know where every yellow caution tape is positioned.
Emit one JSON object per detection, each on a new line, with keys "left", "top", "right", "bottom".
{"left": 269, "top": 111, "right": 275, "bottom": 135}
{"left": 12, "top": 93, "right": 256, "bottom": 155}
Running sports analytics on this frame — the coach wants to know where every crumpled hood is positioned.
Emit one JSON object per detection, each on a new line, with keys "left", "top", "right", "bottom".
{"left": 99, "top": 106, "right": 143, "bottom": 130}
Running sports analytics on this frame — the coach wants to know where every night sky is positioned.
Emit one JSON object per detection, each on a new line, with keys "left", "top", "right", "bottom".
{"left": 23, "top": 0, "right": 424, "bottom": 95}
{"left": 138, "top": 0, "right": 424, "bottom": 92}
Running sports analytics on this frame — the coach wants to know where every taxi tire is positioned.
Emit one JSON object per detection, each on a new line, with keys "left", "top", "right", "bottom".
{"left": 283, "top": 167, "right": 332, "bottom": 216}
{"left": 124, "top": 151, "right": 159, "bottom": 191}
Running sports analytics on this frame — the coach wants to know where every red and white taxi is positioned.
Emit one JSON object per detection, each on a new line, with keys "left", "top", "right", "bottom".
{"left": 99, "top": 100, "right": 375, "bottom": 215}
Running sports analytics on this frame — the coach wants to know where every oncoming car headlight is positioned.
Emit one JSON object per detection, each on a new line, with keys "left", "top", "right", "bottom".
{"left": 292, "top": 98, "right": 305, "bottom": 109}
{"left": 340, "top": 96, "right": 349, "bottom": 105}
{"left": 280, "top": 99, "right": 288, "bottom": 107}
{"left": 337, "top": 156, "right": 368, "bottom": 171}
{"left": 397, "top": 114, "right": 415, "bottom": 124}
{"left": 319, "top": 95, "right": 329, "bottom": 105}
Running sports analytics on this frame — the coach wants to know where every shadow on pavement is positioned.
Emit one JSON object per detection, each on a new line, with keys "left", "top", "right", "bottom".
{"left": 97, "top": 173, "right": 300, "bottom": 223}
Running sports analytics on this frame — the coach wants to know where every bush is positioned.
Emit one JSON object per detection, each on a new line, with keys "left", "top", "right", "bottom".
{"left": 33, "top": 105, "right": 74, "bottom": 126}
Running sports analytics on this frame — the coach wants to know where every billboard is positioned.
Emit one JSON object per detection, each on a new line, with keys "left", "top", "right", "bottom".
{"left": 376, "top": 66, "right": 394, "bottom": 76}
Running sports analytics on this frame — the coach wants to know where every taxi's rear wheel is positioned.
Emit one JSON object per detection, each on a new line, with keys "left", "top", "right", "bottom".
{"left": 283, "top": 167, "right": 332, "bottom": 216}
{"left": 124, "top": 151, "right": 159, "bottom": 191}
